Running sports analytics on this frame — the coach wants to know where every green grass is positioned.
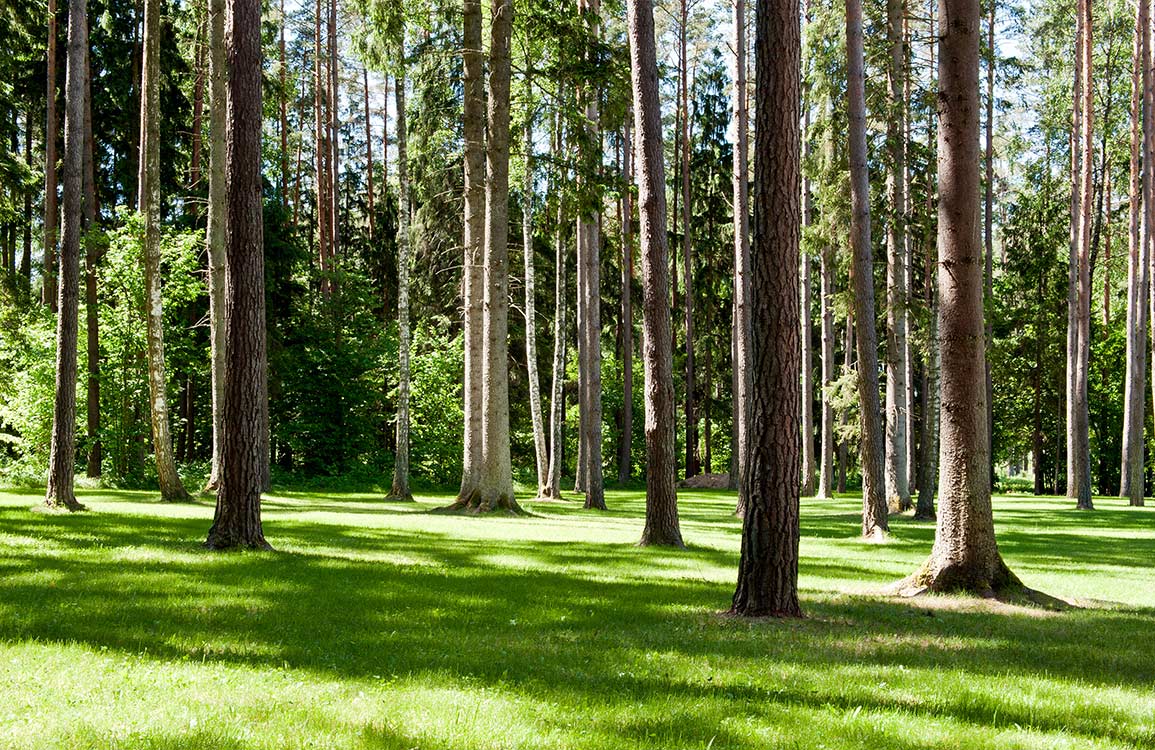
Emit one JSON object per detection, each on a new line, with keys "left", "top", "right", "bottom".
{"left": 0, "top": 487, "right": 1152, "bottom": 749}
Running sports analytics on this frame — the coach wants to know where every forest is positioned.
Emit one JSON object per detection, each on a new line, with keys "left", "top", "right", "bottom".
{"left": 0, "top": 0, "right": 1153, "bottom": 746}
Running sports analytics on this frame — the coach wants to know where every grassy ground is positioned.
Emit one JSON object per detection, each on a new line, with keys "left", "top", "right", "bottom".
{"left": 0, "top": 486, "right": 1152, "bottom": 749}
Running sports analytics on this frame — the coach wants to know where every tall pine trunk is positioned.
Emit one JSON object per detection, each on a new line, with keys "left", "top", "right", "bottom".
{"left": 1071, "top": 0, "right": 1094, "bottom": 510}
{"left": 205, "top": 0, "right": 270, "bottom": 550}
{"left": 205, "top": 0, "right": 227, "bottom": 492}
{"left": 139, "top": 0, "right": 191, "bottom": 502}
{"left": 629, "top": 0, "right": 684, "bottom": 547}
{"left": 1121, "top": 0, "right": 1148, "bottom": 507}
{"left": 731, "top": 0, "right": 803, "bottom": 617}
{"left": 523, "top": 111, "right": 548, "bottom": 495}
{"left": 45, "top": 0, "right": 88, "bottom": 512}
{"left": 731, "top": 0, "right": 751, "bottom": 505}
{"left": 681, "top": 0, "right": 699, "bottom": 480}
{"left": 544, "top": 126, "right": 568, "bottom": 500}
{"left": 388, "top": 62, "right": 414, "bottom": 502}
{"left": 618, "top": 119, "right": 635, "bottom": 484}
{"left": 84, "top": 59, "right": 100, "bottom": 478}
{"left": 846, "top": 0, "right": 889, "bottom": 538}
{"left": 901, "top": 0, "right": 1021, "bottom": 597}
{"left": 44, "top": 0, "right": 59, "bottom": 311}
{"left": 800, "top": 54, "right": 816, "bottom": 498}
{"left": 458, "top": 0, "right": 486, "bottom": 503}
{"left": 884, "top": 0, "right": 910, "bottom": 513}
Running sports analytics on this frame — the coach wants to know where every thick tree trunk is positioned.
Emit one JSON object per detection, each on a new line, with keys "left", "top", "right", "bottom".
{"left": 473, "top": 0, "right": 520, "bottom": 514}
{"left": 901, "top": 0, "right": 1021, "bottom": 597}
{"left": 205, "top": 0, "right": 227, "bottom": 492}
{"left": 523, "top": 112, "right": 548, "bottom": 495}
{"left": 618, "top": 119, "right": 635, "bottom": 484}
{"left": 577, "top": 0, "right": 606, "bottom": 510}
{"left": 845, "top": 0, "right": 889, "bottom": 538}
{"left": 885, "top": 0, "right": 910, "bottom": 513}
{"left": 388, "top": 66, "right": 414, "bottom": 502}
{"left": 1071, "top": 0, "right": 1094, "bottom": 510}
{"left": 206, "top": 0, "right": 270, "bottom": 550}
{"left": 46, "top": 0, "right": 89, "bottom": 512}
{"left": 44, "top": 0, "right": 59, "bottom": 311}
{"left": 731, "top": 0, "right": 802, "bottom": 618}
{"left": 139, "top": 0, "right": 191, "bottom": 502}
{"left": 458, "top": 0, "right": 486, "bottom": 503}
{"left": 732, "top": 0, "right": 751, "bottom": 506}
{"left": 629, "top": 0, "right": 684, "bottom": 548}
{"left": 1121, "top": 0, "right": 1148, "bottom": 507}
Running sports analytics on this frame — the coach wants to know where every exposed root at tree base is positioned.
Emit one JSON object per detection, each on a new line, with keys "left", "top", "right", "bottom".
{"left": 862, "top": 525, "right": 890, "bottom": 543}
{"left": 383, "top": 492, "right": 415, "bottom": 503}
{"left": 889, "top": 558, "right": 1069, "bottom": 610}
{"left": 430, "top": 493, "right": 528, "bottom": 517}
{"left": 41, "top": 499, "right": 88, "bottom": 513}
{"left": 203, "top": 536, "right": 274, "bottom": 552}
{"left": 721, "top": 606, "right": 805, "bottom": 620}
{"left": 911, "top": 512, "right": 937, "bottom": 522}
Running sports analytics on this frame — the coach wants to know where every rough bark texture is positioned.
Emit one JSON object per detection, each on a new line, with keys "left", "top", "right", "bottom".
{"left": 1121, "top": 0, "right": 1149, "bottom": 507}
{"left": 45, "top": 0, "right": 89, "bottom": 512}
{"left": 205, "top": 0, "right": 227, "bottom": 492}
{"left": 730, "top": 0, "right": 802, "bottom": 618}
{"left": 846, "top": 0, "right": 889, "bottom": 538}
{"left": 629, "top": 0, "right": 684, "bottom": 548}
{"left": 458, "top": 0, "right": 486, "bottom": 503}
{"left": 577, "top": 0, "right": 606, "bottom": 510}
{"left": 524, "top": 114, "right": 548, "bottom": 496}
{"left": 618, "top": 118, "right": 635, "bottom": 484}
{"left": 388, "top": 67, "right": 414, "bottom": 502}
{"left": 206, "top": 0, "right": 270, "bottom": 550}
{"left": 139, "top": 0, "right": 192, "bottom": 503}
{"left": 1071, "top": 0, "right": 1094, "bottom": 510}
{"left": 1066, "top": 2, "right": 1082, "bottom": 499}
{"left": 475, "top": 0, "right": 521, "bottom": 514}
{"left": 84, "top": 61, "right": 100, "bottom": 478}
{"left": 884, "top": 0, "right": 911, "bottom": 513}
{"left": 901, "top": 0, "right": 1021, "bottom": 597}
{"left": 44, "top": 0, "right": 59, "bottom": 311}
{"left": 732, "top": 0, "right": 751, "bottom": 507}
{"left": 680, "top": 0, "right": 699, "bottom": 481}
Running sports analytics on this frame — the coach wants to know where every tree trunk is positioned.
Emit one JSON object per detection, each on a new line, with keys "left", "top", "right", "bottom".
{"left": 901, "top": 0, "right": 1021, "bottom": 597}
{"left": 618, "top": 119, "right": 635, "bottom": 484}
{"left": 205, "top": 0, "right": 227, "bottom": 492}
{"left": 458, "top": 0, "right": 486, "bottom": 503}
{"left": 818, "top": 240, "right": 836, "bottom": 499}
{"left": 915, "top": 278, "right": 940, "bottom": 520}
{"left": 388, "top": 63, "right": 414, "bottom": 502}
{"left": 681, "top": 0, "right": 699, "bottom": 481}
{"left": 327, "top": 0, "right": 340, "bottom": 276}
{"left": 629, "top": 0, "right": 684, "bottom": 547}
{"left": 846, "top": 0, "right": 889, "bottom": 538}
{"left": 45, "top": 0, "right": 89, "bottom": 512}
{"left": 314, "top": 0, "right": 331, "bottom": 297}
{"left": 21, "top": 112, "right": 32, "bottom": 291}
{"left": 1071, "top": 0, "right": 1094, "bottom": 510}
{"left": 205, "top": 0, "right": 271, "bottom": 550}
{"left": 84, "top": 58, "right": 101, "bottom": 479}
{"left": 732, "top": 0, "right": 802, "bottom": 618}
{"left": 1066, "top": 0, "right": 1083, "bottom": 500}
{"left": 139, "top": 0, "right": 191, "bottom": 502}
{"left": 1121, "top": 0, "right": 1148, "bottom": 507}
{"left": 279, "top": 0, "right": 288, "bottom": 206}
{"left": 732, "top": 0, "right": 751, "bottom": 505}
{"left": 523, "top": 110, "right": 548, "bottom": 496}
{"left": 984, "top": 0, "right": 996, "bottom": 494}
{"left": 44, "top": 0, "right": 60, "bottom": 311}
{"left": 364, "top": 67, "right": 375, "bottom": 239}
{"left": 544, "top": 133, "right": 568, "bottom": 500}
{"left": 884, "top": 0, "right": 911, "bottom": 513}
{"left": 473, "top": 0, "right": 520, "bottom": 514}
{"left": 800, "top": 69, "right": 815, "bottom": 498}
{"left": 576, "top": 0, "right": 606, "bottom": 510}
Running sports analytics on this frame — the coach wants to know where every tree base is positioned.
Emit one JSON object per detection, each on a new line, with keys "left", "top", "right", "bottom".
{"left": 203, "top": 535, "right": 274, "bottom": 551}
{"left": 911, "top": 511, "right": 937, "bottom": 522}
{"left": 863, "top": 524, "right": 890, "bottom": 542}
{"left": 725, "top": 602, "right": 804, "bottom": 619}
{"left": 384, "top": 490, "right": 415, "bottom": 502}
{"left": 44, "top": 496, "right": 87, "bottom": 513}
{"left": 583, "top": 496, "right": 607, "bottom": 511}
{"left": 1130, "top": 498, "right": 1146, "bottom": 507}
{"left": 892, "top": 555, "right": 1065, "bottom": 608}
{"left": 638, "top": 530, "right": 685, "bottom": 548}
{"left": 432, "top": 491, "right": 526, "bottom": 516}
{"left": 160, "top": 487, "right": 195, "bottom": 503}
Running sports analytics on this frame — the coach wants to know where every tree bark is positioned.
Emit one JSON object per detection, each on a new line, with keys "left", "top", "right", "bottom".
{"left": 44, "top": 0, "right": 59, "bottom": 311}
{"left": 205, "top": 0, "right": 227, "bottom": 492}
{"left": 681, "top": 0, "right": 699, "bottom": 481}
{"left": 1071, "top": 0, "right": 1094, "bottom": 510}
{"left": 458, "top": 0, "right": 486, "bottom": 503}
{"left": 818, "top": 238, "right": 836, "bottom": 499}
{"left": 279, "top": 0, "right": 288, "bottom": 206}
{"left": 846, "top": 0, "right": 889, "bottom": 538}
{"left": 139, "top": 0, "right": 191, "bottom": 502}
{"left": 731, "top": 0, "right": 802, "bottom": 618}
{"left": 577, "top": 0, "right": 606, "bottom": 510}
{"left": 388, "top": 63, "right": 414, "bottom": 502}
{"left": 901, "top": 0, "right": 1021, "bottom": 597}
{"left": 884, "top": 0, "right": 911, "bottom": 513}
{"left": 206, "top": 0, "right": 271, "bottom": 550}
{"left": 364, "top": 67, "right": 375, "bottom": 239}
{"left": 1121, "top": 0, "right": 1148, "bottom": 507}
{"left": 800, "top": 56, "right": 815, "bottom": 497}
{"left": 45, "top": 0, "right": 89, "bottom": 512}
{"left": 732, "top": 0, "right": 751, "bottom": 505}
{"left": 474, "top": 0, "right": 520, "bottom": 514}
{"left": 523, "top": 112, "right": 548, "bottom": 495}
{"left": 629, "top": 0, "right": 683, "bottom": 547}
{"left": 84, "top": 57, "right": 101, "bottom": 479}
{"left": 314, "top": 0, "right": 331, "bottom": 297}
{"left": 618, "top": 118, "right": 635, "bottom": 484}
{"left": 544, "top": 127, "right": 568, "bottom": 500}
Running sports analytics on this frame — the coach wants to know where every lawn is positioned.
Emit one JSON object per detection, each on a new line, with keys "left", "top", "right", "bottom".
{"left": 0, "top": 487, "right": 1152, "bottom": 749}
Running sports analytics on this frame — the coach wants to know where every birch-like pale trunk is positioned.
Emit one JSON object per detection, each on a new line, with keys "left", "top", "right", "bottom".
{"left": 205, "top": 0, "right": 227, "bottom": 492}
{"left": 523, "top": 112, "right": 548, "bottom": 495}
{"left": 544, "top": 129, "right": 568, "bottom": 499}
{"left": 388, "top": 64, "right": 414, "bottom": 502}
{"left": 732, "top": 0, "right": 752, "bottom": 507}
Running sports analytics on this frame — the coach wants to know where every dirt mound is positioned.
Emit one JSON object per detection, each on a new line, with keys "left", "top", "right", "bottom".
{"left": 678, "top": 473, "right": 732, "bottom": 489}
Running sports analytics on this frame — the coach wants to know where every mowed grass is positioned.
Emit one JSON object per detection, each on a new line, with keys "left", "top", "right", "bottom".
{"left": 0, "top": 486, "right": 1153, "bottom": 750}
